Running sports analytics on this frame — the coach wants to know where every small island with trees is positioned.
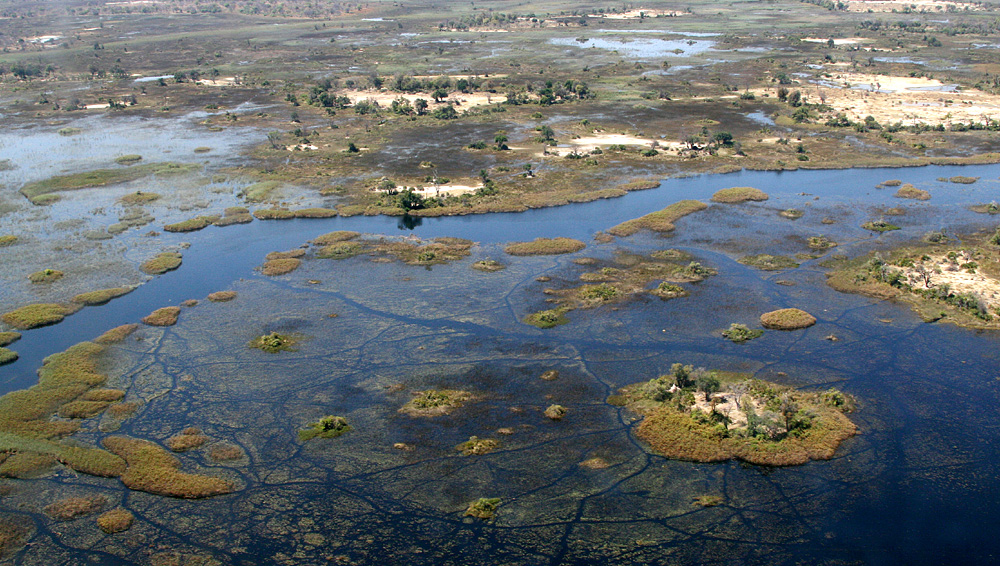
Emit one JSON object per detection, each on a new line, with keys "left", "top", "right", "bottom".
{"left": 611, "top": 364, "right": 857, "bottom": 466}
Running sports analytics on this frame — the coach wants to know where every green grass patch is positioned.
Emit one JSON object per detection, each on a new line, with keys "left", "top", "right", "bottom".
{"left": 524, "top": 307, "right": 570, "bottom": 328}
{"left": 114, "top": 155, "right": 142, "bottom": 165}
{"left": 163, "top": 216, "right": 219, "bottom": 233}
{"left": 240, "top": 181, "right": 281, "bottom": 202}
{"left": 140, "top": 252, "right": 182, "bottom": 275}
{"left": 298, "top": 416, "right": 350, "bottom": 441}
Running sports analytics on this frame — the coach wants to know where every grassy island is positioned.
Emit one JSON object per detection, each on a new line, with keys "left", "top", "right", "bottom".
{"left": 618, "top": 363, "right": 857, "bottom": 466}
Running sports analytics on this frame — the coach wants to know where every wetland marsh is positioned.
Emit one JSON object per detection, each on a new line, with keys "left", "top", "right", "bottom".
{"left": 4, "top": 0, "right": 1000, "bottom": 563}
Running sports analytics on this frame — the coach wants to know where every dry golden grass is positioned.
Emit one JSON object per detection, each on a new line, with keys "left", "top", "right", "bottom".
{"left": 43, "top": 495, "right": 106, "bottom": 521}
{"left": 264, "top": 249, "right": 306, "bottom": 261}
{"left": 607, "top": 200, "right": 707, "bottom": 237}
{"left": 102, "top": 436, "right": 235, "bottom": 498}
{"left": 1, "top": 303, "right": 73, "bottom": 329}
{"left": 208, "top": 442, "right": 244, "bottom": 462}
{"left": 140, "top": 252, "right": 182, "bottom": 275}
{"left": 260, "top": 258, "right": 301, "bottom": 276}
{"left": 710, "top": 187, "right": 769, "bottom": 203}
{"left": 311, "top": 231, "right": 360, "bottom": 245}
{"left": 504, "top": 237, "right": 586, "bottom": 256}
{"left": 72, "top": 287, "right": 133, "bottom": 306}
{"left": 760, "top": 308, "right": 817, "bottom": 330}
{"left": 141, "top": 306, "right": 180, "bottom": 327}
{"left": 97, "top": 508, "right": 134, "bottom": 534}
{"left": 0, "top": 332, "right": 20, "bottom": 347}
{"left": 166, "top": 429, "right": 209, "bottom": 452}
{"left": 895, "top": 184, "right": 931, "bottom": 201}
{"left": 94, "top": 324, "right": 138, "bottom": 344}
{"left": 207, "top": 291, "right": 237, "bottom": 302}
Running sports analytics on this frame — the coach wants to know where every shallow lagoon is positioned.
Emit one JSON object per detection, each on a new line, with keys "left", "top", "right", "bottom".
{"left": 3, "top": 163, "right": 1000, "bottom": 565}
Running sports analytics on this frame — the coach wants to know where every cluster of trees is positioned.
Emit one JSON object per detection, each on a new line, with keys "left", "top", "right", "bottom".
{"left": 860, "top": 254, "right": 995, "bottom": 320}
{"left": 439, "top": 12, "right": 537, "bottom": 30}
{"left": 69, "top": 0, "right": 353, "bottom": 18}
{"left": 0, "top": 62, "right": 53, "bottom": 79}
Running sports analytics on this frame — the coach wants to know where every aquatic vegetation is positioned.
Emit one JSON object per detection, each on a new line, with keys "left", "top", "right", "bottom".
{"left": 779, "top": 209, "right": 804, "bottom": 220}
{"left": 464, "top": 498, "right": 500, "bottom": 520}
{"left": 692, "top": 495, "right": 723, "bottom": 507}
{"left": 650, "top": 249, "right": 694, "bottom": 262}
{"left": 102, "top": 436, "right": 236, "bottom": 498}
{"left": 265, "top": 249, "right": 306, "bottom": 261}
{"left": 0, "top": 332, "right": 19, "bottom": 347}
{"left": 114, "top": 154, "right": 143, "bottom": 165}
{"left": 142, "top": 306, "right": 180, "bottom": 326}
{"left": 97, "top": 508, "right": 134, "bottom": 534}
{"left": 540, "top": 370, "right": 559, "bottom": 381}
{"left": 207, "top": 291, "right": 237, "bottom": 302}
{"left": 58, "top": 127, "right": 82, "bottom": 136}
{"left": 94, "top": 324, "right": 138, "bottom": 344}
{"left": 739, "top": 254, "right": 800, "bottom": 271}
{"left": 862, "top": 219, "right": 901, "bottom": 233}
{"left": 524, "top": 308, "right": 570, "bottom": 329}
{"left": 710, "top": 187, "right": 769, "bottom": 203}
{"left": 0, "top": 452, "right": 55, "bottom": 478}
{"left": 83, "top": 389, "right": 125, "bottom": 402}
{"left": 253, "top": 208, "right": 296, "bottom": 220}
{"left": 505, "top": 237, "right": 586, "bottom": 256}
{"left": 106, "top": 402, "right": 140, "bottom": 420}
{"left": 0, "top": 236, "right": 17, "bottom": 247}
{"left": 371, "top": 237, "right": 474, "bottom": 265}
{"left": 651, "top": 281, "right": 688, "bottom": 299}
{"left": 808, "top": 236, "right": 837, "bottom": 250}
{"left": 164, "top": 216, "right": 218, "bottom": 233}
{"left": 472, "top": 259, "right": 506, "bottom": 272}
{"left": 208, "top": 442, "right": 244, "bottom": 462}
{"left": 578, "top": 283, "right": 622, "bottom": 304}
{"left": 194, "top": 147, "right": 212, "bottom": 153}
{"left": 241, "top": 181, "right": 281, "bottom": 202}
{"left": 294, "top": 208, "right": 338, "bottom": 218}
{"left": 213, "top": 207, "right": 254, "bottom": 226}
{"left": 622, "top": 364, "right": 856, "bottom": 466}
{"left": 19, "top": 162, "right": 199, "bottom": 205}
{"left": 0, "top": 349, "right": 16, "bottom": 366}
{"left": 400, "top": 390, "right": 471, "bottom": 416}
{"left": 722, "top": 323, "right": 764, "bottom": 343}
{"left": 140, "top": 252, "right": 182, "bottom": 275}
{"left": 311, "top": 231, "right": 360, "bottom": 245}
{"left": 970, "top": 202, "right": 1000, "bottom": 215}
{"left": 544, "top": 404, "right": 567, "bottom": 420}
{"left": 28, "top": 269, "right": 64, "bottom": 283}
{"left": 260, "top": 258, "right": 301, "bottom": 275}
{"left": 760, "top": 308, "right": 816, "bottom": 330}
{"left": 456, "top": 436, "right": 500, "bottom": 456}
{"left": 58, "top": 400, "right": 113, "bottom": 419}
{"left": 895, "top": 184, "right": 930, "bottom": 200}
{"left": 881, "top": 179, "right": 903, "bottom": 187}
{"left": 1, "top": 303, "right": 75, "bottom": 329}
{"left": 249, "top": 332, "right": 298, "bottom": 353}
{"left": 943, "top": 175, "right": 979, "bottom": 184}
{"left": 607, "top": 200, "right": 707, "bottom": 237}
{"left": 72, "top": 287, "right": 134, "bottom": 306}
{"left": 298, "top": 416, "right": 350, "bottom": 441}
{"left": 118, "top": 191, "right": 162, "bottom": 205}
{"left": 316, "top": 241, "right": 363, "bottom": 259}
{"left": 43, "top": 495, "right": 107, "bottom": 521}
{"left": 167, "top": 428, "right": 210, "bottom": 452}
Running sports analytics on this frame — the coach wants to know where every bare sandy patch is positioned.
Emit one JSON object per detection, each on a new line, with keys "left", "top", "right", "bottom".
{"left": 196, "top": 77, "right": 237, "bottom": 87}
{"left": 802, "top": 37, "right": 872, "bottom": 46}
{"left": 85, "top": 103, "right": 111, "bottom": 110}
{"left": 840, "top": 0, "right": 982, "bottom": 12}
{"left": 757, "top": 73, "right": 1000, "bottom": 125}
{"left": 543, "top": 133, "right": 685, "bottom": 157}
{"left": 376, "top": 183, "right": 482, "bottom": 197}
{"left": 896, "top": 252, "right": 1000, "bottom": 309}
{"left": 588, "top": 9, "right": 687, "bottom": 18}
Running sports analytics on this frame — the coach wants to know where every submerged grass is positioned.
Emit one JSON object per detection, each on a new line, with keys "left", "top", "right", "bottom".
{"left": 20, "top": 163, "right": 199, "bottom": 205}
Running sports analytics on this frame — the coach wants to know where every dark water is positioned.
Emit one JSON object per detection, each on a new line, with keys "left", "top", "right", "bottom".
{"left": 3, "top": 163, "right": 1000, "bottom": 565}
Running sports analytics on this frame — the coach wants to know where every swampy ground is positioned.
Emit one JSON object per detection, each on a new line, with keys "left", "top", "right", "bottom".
{"left": 3, "top": 0, "right": 1000, "bottom": 564}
